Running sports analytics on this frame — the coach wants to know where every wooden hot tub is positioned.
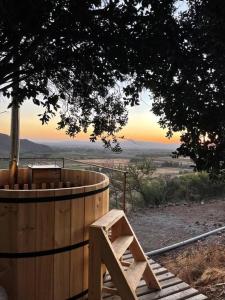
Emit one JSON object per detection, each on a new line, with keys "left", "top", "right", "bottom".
{"left": 0, "top": 167, "right": 109, "bottom": 300}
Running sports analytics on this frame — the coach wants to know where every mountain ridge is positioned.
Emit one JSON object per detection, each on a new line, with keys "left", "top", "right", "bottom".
{"left": 43, "top": 138, "right": 179, "bottom": 151}
{"left": 0, "top": 133, "right": 51, "bottom": 156}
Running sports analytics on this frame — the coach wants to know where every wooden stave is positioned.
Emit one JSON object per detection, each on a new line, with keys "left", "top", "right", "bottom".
{"left": 0, "top": 168, "right": 109, "bottom": 300}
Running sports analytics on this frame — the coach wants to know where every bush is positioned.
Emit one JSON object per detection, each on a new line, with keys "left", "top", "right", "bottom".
{"left": 142, "top": 178, "right": 167, "bottom": 206}
{"left": 139, "top": 172, "right": 225, "bottom": 206}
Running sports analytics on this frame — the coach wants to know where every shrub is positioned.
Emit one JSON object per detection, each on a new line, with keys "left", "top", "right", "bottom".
{"left": 142, "top": 178, "right": 167, "bottom": 206}
{"left": 140, "top": 172, "right": 225, "bottom": 206}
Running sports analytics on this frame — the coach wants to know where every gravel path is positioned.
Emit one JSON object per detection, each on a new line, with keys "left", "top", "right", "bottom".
{"left": 128, "top": 199, "right": 225, "bottom": 252}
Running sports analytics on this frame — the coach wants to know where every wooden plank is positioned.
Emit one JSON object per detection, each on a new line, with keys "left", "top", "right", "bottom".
{"left": 31, "top": 183, "right": 36, "bottom": 190}
{"left": 16, "top": 258, "right": 36, "bottom": 300}
{"left": 70, "top": 187, "right": 85, "bottom": 244}
{"left": 65, "top": 181, "right": 71, "bottom": 187}
{"left": 91, "top": 209, "right": 124, "bottom": 230}
{"left": 36, "top": 256, "right": 54, "bottom": 300}
{"left": 143, "top": 288, "right": 199, "bottom": 300}
{"left": 94, "top": 182, "right": 109, "bottom": 223}
{"left": 134, "top": 277, "right": 182, "bottom": 298}
{"left": 102, "top": 188, "right": 109, "bottom": 216}
{"left": 0, "top": 202, "right": 17, "bottom": 252}
{"left": 111, "top": 218, "right": 123, "bottom": 242}
{"left": 139, "top": 282, "right": 190, "bottom": 299}
{"left": 0, "top": 189, "right": 18, "bottom": 299}
{"left": 154, "top": 267, "right": 168, "bottom": 276}
{"left": 70, "top": 186, "right": 85, "bottom": 297}
{"left": 84, "top": 185, "right": 100, "bottom": 292}
{"left": 151, "top": 263, "right": 162, "bottom": 270}
{"left": 89, "top": 225, "right": 104, "bottom": 299}
{"left": 112, "top": 235, "right": 134, "bottom": 259}
{"left": 11, "top": 190, "right": 37, "bottom": 299}
{"left": 125, "top": 261, "right": 147, "bottom": 291}
{"left": 23, "top": 183, "right": 29, "bottom": 190}
{"left": 156, "top": 277, "right": 182, "bottom": 289}
{"left": 102, "top": 287, "right": 118, "bottom": 295}
{"left": 70, "top": 248, "right": 84, "bottom": 297}
{"left": 16, "top": 189, "right": 37, "bottom": 252}
{"left": 83, "top": 245, "right": 89, "bottom": 294}
{"left": 58, "top": 182, "right": 63, "bottom": 188}
{"left": 158, "top": 272, "right": 176, "bottom": 282}
{"left": 54, "top": 252, "right": 70, "bottom": 300}
{"left": 187, "top": 295, "right": 207, "bottom": 300}
{"left": 54, "top": 188, "right": 71, "bottom": 300}
{"left": 54, "top": 189, "right": 71, "bottom": 248}
{"left": 36, "top": 189, "right": 54, "bottom": 300}
{"left": 36, "top": 190, "right": 55, "bottom": 251}
{"left": 41, "top": 182, "right": 47, "bottom": 189}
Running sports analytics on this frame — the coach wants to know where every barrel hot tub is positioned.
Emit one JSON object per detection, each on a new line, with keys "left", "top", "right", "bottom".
{"left": 0, "top": 167, "right": 109, "bottom": 300}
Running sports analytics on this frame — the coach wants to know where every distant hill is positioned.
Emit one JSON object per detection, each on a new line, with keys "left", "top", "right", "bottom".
{"left": 44, "top": 139, "right": 179, "bottom": 151}
{"left": 0, "top": 133, "right": 51, "bottom": 156}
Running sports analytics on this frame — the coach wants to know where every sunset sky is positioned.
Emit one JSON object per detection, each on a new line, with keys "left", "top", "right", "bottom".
{"left": 0, "top": 91, "right": 180, "bottom": 144}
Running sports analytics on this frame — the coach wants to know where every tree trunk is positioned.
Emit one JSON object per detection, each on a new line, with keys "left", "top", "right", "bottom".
{"left": 9, "top": 87, "right": 20, "bottom": 187}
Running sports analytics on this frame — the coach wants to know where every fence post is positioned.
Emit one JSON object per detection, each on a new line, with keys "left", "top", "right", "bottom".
{"left": 62, "top": 158, "right": 65, "bottom": 168}
{"left": 122, "top": 172, "right": 127, "bottom": 212}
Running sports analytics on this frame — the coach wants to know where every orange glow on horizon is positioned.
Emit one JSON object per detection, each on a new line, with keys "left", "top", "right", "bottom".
{"left": 1, "top": 120, "right": 180, "bottom": 143}
{"left": 0, "top": 102, "right": 181, "bottom": 144}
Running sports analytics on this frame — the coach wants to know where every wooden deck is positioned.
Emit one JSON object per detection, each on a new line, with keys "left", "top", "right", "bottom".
{"left": 103, "top": 257, "right": 207, "bottom": 300}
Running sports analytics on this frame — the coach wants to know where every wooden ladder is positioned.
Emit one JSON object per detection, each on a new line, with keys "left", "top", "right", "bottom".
{"left": 89, "top": 209, "right": 161, "bottom": 300}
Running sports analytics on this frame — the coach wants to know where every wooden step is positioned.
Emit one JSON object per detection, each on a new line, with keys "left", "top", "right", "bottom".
{"left": 125, "top": 261, "right": 147, "bottom": 291}
{"left": 92, "top": 209, "right": 124, "bottom": 230}
{"left": 89, "top": 210, "right": 161, "bottom": 300}
{"left": 112, "top": 235, "right": 134, "bottom": 259}
{"left": 187, "top": 295, "right": 207, "bottom": 300}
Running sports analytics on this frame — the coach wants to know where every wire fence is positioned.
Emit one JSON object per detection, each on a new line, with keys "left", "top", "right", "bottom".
{"left": 64, "top": 157, "right": 127, "bottom": 211}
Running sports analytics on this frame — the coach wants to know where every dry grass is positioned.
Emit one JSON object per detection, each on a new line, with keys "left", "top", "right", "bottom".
{"left": 161, "top": 244, "right": 225, "bottom": 299}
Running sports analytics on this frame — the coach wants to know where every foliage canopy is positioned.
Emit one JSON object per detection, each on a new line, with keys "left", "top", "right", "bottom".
{"left": 147, "top": 0, "right": 225, "bottom": 175}
{"left": 2, "top": 0, "right": 225, "bottom": 174}
{"left": 0, "top": 0, "right": 176, "bottom": 150}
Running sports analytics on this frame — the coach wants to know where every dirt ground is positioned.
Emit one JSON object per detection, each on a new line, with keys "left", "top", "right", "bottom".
{"left": 128, "top": 199, "right": 225, "bottom": 300}
{"left": 128, "top": 199, "right": 225, "bottom": 252}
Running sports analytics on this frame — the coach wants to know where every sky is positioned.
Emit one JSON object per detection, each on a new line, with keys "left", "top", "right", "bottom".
{"left": 0, "top": 91, "right": 180, "bottom": 144}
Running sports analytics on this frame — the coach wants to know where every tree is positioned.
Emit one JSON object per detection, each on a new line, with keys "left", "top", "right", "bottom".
{"left": 8, "top": 1, "right": 225, "bottom": 177}
{"left": 132, "top": 0, "right": 225, "bottom": 175}
{"left": 1, "top": 0, "right": 177, "bottom": 183}
{"left": 111, "top": 159, "right": 156, "bottom": 207}
{"left": 0, "top": 0, "right": 176, "bottom": 144}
